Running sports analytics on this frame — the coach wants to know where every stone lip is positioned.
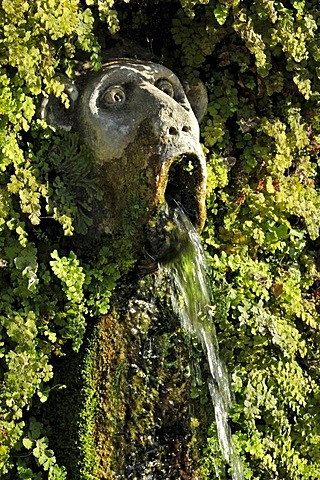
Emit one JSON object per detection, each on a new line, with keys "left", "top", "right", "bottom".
{"left": 141, "top": 146, "right": 206, "bottom": 271}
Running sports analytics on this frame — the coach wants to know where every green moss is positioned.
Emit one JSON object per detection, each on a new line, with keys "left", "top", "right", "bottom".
{"left": 77, "top": 331, "right": 100, "bottom": 480}
{"left": 37, "top": 329, "right": 98, "bottom": 479}
{"left": 90, "top": 273, "right": 213, "bottom": 478}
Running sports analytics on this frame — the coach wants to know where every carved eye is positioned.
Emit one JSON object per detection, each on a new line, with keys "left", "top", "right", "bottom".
{"left": 155, "top": 79, "right": 175, "bottom": 98}
{"left": 101, "top": 86, "right": 126, "bottom": 105}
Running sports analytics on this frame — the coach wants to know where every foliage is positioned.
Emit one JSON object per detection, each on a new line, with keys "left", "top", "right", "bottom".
{"left": 0, "top": 0, "right": 320, "bottom": 479}
{"left": 0, "top": 1, "right": 123, "bottom": 476}
{"left": 193, "top": 1, "right": 320, "bottom": 477}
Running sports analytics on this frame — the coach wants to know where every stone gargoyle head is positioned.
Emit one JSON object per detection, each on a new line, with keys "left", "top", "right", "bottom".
{"left": 41, "top": 57, "right": 207, "bottom": 260}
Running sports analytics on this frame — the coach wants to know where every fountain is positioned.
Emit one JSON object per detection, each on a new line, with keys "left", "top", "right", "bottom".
{"left": 42, "top": 52, "right": 243, "bottom": 478}
{"left": 162, "top": 202, "right": 244, "bottom": 479}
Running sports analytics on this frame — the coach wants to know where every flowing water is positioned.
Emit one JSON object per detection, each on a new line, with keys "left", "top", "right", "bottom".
{"left": 162, "top": 203, "right": 244, "bottom": 480}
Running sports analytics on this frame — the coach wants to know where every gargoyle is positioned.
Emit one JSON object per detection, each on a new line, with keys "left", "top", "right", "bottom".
{"left": 41, "top": 57, "right": 207, "bottom": 260}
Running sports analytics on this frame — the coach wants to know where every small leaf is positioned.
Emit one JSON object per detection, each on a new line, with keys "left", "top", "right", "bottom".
{"left": 214, "top": 4, "right": 229, "bottom": 26}
{"left": 23, "top": 438, "right": 33, "bottom": 449}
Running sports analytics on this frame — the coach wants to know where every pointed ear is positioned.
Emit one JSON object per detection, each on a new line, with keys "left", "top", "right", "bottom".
{"left": 40, "top": 76, "right": 79, "bottom": 131}
{"left": 184, "top": 80, "right": 208, "bottom": 124}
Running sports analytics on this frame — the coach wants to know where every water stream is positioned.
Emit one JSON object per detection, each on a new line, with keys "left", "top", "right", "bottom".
{"left": 162, "top": 203, "right": 244, "bottom": 480}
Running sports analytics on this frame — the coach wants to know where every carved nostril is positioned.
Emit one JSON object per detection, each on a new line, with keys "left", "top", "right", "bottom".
{"left": 169, "top": 126, "right": 191, "bottom": 136}
{"left": 169, "top": 126, "right": 179, "bottom": 136}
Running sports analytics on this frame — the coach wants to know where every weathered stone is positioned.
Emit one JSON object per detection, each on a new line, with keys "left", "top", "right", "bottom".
{"left": 42, "top": 59, "right": 207, "bottom": 252}
{"left": 40, "top": 57, "right": 210, "bottom": 479}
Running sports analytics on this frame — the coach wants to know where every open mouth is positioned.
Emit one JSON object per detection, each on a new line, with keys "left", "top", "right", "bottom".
{"left": 141, "top": 152, "right": 206, "bottom": 271}
{"left": 164, "top": 153, "right": 206, "bottom": 231}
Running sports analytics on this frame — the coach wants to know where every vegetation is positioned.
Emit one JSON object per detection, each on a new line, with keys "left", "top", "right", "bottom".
{"left": 0, "top": 0, "right": 320, "bottom": 478}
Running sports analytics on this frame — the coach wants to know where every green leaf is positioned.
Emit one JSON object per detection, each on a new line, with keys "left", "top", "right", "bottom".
{"left": 22, "top": 438, "right": 33, "bottom": 450}
{"left": 214, "top": 4, "right": 229, "bottom": 26}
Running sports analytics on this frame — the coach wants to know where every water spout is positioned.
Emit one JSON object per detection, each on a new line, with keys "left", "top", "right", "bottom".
{"left": 161, "top": 202, "right": 244, "bottom": 479}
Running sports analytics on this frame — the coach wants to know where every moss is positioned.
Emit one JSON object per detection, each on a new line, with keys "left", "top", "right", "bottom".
{"left": 40, "top": 327, "right": 99, "bottom": 480}
{"left": 90, "top": 271, "right": 213, "bottom": 478}
{"left": 77, "top": 331, "right": 100, "bottom": 480}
